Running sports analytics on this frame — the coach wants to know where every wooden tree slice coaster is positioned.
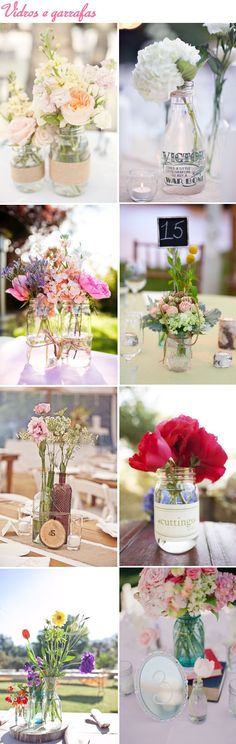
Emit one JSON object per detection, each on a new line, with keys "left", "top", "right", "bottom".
{"left": 10, "top": 724, "right": 68, "bottom": 742}
{"left": 40, "top": 520, "right": 66, "bottom": 549}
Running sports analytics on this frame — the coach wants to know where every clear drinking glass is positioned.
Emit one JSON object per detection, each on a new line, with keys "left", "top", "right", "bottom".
{"left": 124, "top": 262, "right": 147, "bottom": 295}
{"left": 120, "top": 661, "right": 134, "bottom": 695}
{"left": 120, "top": 313, "right": 143, "bottom": 362}
{"left": 67, "top": 512, "right": 83, "bottom": 550}
{"left": 17, "top": 505, "right": 32, "bottom": 536}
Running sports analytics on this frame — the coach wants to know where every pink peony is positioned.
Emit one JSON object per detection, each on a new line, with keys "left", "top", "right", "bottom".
{"left": 129, "top": 430, "right": 174, "bottom": 472}
{"left": 79, "top": 273, "right": 111, "bottom": 300}
{"left": 33, "top": 403, "right": 51, "bottom": 415}
{"left": 6, "top": 275, "right": 29, "bottom": 302}
{"left": 186, "top": 568, "right": 202, "bottom": 579}
{"left": 166, "top": 305, "right": 178, "bottom": 316}
{"left": 8, "top": 116, "right": 36, "bottom": 146}
{"left": 179, "top": 301, "right": 193, "bottom": 312}
{"left": 139, "top": 627, "right": 159, "bottom": 647}
{"left": 28, "top": 417, "right": 49, "bottom": 443}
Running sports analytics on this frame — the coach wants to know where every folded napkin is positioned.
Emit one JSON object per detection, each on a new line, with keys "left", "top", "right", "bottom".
{"left": 64, "top": 727, "right": 84, "bottom": 744}
{"left": 96, "top": 520, "right": 117, "bottom": 538}
{"left": 90, "top": 708, "right": 110, "bottom": 729}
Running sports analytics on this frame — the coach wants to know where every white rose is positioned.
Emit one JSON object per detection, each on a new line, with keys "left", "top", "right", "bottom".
{"left": 93, "top": 107, "right": 111, "bottom": 129}
{"left": 205, "top": 23, "right": 231, "bottom": 35}
{"left": 194, "top": 657, "right": 215, "bottom": 679}
{"left": 33, "top": 125, "right": 55, "bottom": 146}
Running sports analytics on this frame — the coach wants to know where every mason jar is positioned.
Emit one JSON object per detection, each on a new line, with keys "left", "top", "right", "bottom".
{"left": 49, "top": 125, "right": 91, "bottom": 197}
{"left": 165, "top": 334, "right": 192, "bottom": 372}
{"left": 11, "top": 143, "right": 44, "bottom": 192}
{"left": 154, "top": 467, "right": 199, "bottom": 553}
{"left": 26, "top": 300, "right": 58, "bottom": 373}
{"left": 174, "top": 614, "right": 205, "bottom": 667}
{"left": 60, "top": 302, "right": 92, "bottom": 368}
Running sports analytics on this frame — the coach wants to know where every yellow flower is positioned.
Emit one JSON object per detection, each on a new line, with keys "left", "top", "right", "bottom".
{"left": 188, "top": 245, "right": 198, "bottom": 255}
{"left": 52, "top": 610, "right": 67, "bottom": 627}
{"left": 186, "top": 254, "right": 195, "bottom": 264}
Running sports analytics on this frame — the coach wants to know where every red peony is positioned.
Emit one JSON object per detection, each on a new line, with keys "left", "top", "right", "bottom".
{"left": 22, "top": 629, "right": 30, "bottom": 639}
{"left": 156, "top": 415, "right": 200, "bottom": 459}
{"left": 129, "top": 430, "right": 174, "bottom": 472}
{"left": 179, "top": 427, "right": 227, "bottom": 482}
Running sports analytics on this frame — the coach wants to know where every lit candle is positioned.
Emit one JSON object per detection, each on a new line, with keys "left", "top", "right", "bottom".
{"left": 131, "top": 181, "right": 152, "bottom": 202}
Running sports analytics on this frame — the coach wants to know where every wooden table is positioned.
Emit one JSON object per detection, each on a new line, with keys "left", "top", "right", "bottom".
{"left": 0, "top": 508, "right": 117, "bottom": 567}
{"left": 0, "top": 451, "right": 19, "bottom": 492}
{"left": 0, "top": 711, "right": 118, "bottom": 743}
{"left": 120, "top": 520, "right": 236, "bottom": 566}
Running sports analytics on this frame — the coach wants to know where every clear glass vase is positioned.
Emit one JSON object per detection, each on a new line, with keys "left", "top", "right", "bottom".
{"left": 15, "top": 703, "right": 27, "bottom": 728}
{"left": 32, "top": 469, "right": 54, "bottom": 544}
{"left": 188, "top": 678, "right": 207, "bottom": 722}
{"left": 174, "top": 614, "right": 205, "bottom": 667}
{"left": 43, "top": 678, "right": 62, "bottom": 732}
{"left": 26, "top": 301, "right": 58, "bottom": 373}
{"left": 30, "top": 688, "right": 45, "bottom": 727}
{"left": 161, "top": 82, "right": 206, "bottom": 195}
{"left": 60, "top": 303, "right": 92, "bottom": 368}
{"left": 206, "top": 115, "right": 229, "bottom": 180}
{"left": 49, "top": 125, "right": 90, "bottom": 197}
{"left": 165, "top": 334, "right": 193, "bottom": 372}
{"left": 154, "top": 468, "right": 199, "bottom": 553}
{"left": 11, "top": 144, "right": 44, "bottom": 193}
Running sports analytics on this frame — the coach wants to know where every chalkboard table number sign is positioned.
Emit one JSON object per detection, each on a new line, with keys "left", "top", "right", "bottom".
{"left": 158, "top": 217, "right": 188, "bottom": 247}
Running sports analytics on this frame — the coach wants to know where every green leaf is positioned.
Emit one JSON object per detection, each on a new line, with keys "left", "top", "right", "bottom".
{"left": 197, "top": 47, "right": 209, "bottom": 69}
{"left": 64, "top": 655, "right": 75, "bottom": 661}
{"left": 42, "top": 113, "right": 61, "bottom": 125}
{"left": 176, "top": 59, "right": 198, "bottom": 81}
{"left": 207, "top": 55, "right": 224, "bottom": 75}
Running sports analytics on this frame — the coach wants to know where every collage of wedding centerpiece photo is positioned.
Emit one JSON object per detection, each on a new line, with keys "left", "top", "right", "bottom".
{"left": 0, "top": 17, "right": 235, "bottom": 744}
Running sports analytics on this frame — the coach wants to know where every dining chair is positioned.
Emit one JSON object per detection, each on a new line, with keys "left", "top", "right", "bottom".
{"left": 102, "top": 487, "right": 117, "bottom": 521}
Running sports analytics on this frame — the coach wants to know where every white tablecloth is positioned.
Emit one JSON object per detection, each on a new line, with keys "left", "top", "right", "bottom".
{"left": 0, "top": 337, "right": 117, "bottom": 386}
{"left": 120, "top": 609, "right": 236, "bottom": 744}
{"left": 0, "top": 712, "right": 118, "bottom": 743}
{"left": 0, "top": 132, "right": 117, "bottom": 204}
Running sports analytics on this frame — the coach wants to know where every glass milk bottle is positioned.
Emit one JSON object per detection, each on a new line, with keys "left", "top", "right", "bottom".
{"left": 161, "top": 82, "right": 206, "bottom": 195}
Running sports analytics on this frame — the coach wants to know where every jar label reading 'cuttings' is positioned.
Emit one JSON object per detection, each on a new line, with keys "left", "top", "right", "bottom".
{"left": 162, "top": 151, "right": 205, "bottom": 188}
{"left": 154, "top": 502, "right": 199, "bottom": 541}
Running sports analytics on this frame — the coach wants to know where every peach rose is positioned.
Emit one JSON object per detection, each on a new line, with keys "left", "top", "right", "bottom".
{"left": 62, "top": 89, "right": 95, "bottom": 126}
{"left": 8, "top": 116, "right": 36, "bottom": 146}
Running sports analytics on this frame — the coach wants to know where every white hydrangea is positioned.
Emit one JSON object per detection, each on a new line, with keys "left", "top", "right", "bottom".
{"left": 205, "top": 23, "right": 230, "bottom": 35}
{"left": 133, "top": 38, "right": 200, "bottom": 103}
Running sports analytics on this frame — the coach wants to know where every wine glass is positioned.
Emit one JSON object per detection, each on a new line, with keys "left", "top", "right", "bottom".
{"left": 124, "top": 262, "right": 147, "bottom": 295}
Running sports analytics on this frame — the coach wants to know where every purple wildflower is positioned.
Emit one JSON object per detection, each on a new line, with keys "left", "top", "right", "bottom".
{"left": 143, "top": 488, "right": 154, "bottom": 522}
{"left": 79, "top": 652, "right": 95, "bottom": 674}
{"left": 24, "top": 662, "right": 32, "bottom": 672}
{"left": 36, "top": 656, "right": 44, "bottom": 667}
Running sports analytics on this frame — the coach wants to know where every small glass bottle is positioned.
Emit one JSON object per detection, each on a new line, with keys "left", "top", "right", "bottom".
{"left": 161, "top": 82, "right": 206, "bottom": 196}
{"left": 154, "top": 468, "right": 199, "bottom": 553}
{"left": 188, "top": 679, "right": 207, "bottom": 723}
{"left": 11, "top": 143, "right": 44, "bottom": 193}
{"left": 49, "top": 125, "right": 90, "bottom": 197}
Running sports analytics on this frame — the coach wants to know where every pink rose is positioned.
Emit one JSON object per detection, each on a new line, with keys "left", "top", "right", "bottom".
{"left": 186, "top": 568, "right": 202, "bottom": 579}
{"left": 33, "top": 403, "right": 51, "bottom": 415}
{"left": 62, "top": 89, "right": 95, "bottom": 126}
{"left": 139, "top": 567, "right": 169, "bottom": 593}
{"left": 149, "top": 306, "right": 159, "bottom": 316}
{"left": 8, "top": 116, "right": 36, "bottom": 146}
{"left": 28, "top": 417, "right": 49, "bottom": 443}
{"left": 179, "top": 301, "right": 193, "bottom": 312}
{"left": 161, "top": 303, "right": 170, "bottom": 313}
{"left": 79, "top": 273, "right": 111, "bottom": 300}
{"left": 202, "top": 568, "right": 218, "bottom": 576}
{"left": 6, "top": 275, "right": 29, "bottom": 302}
{"left": 139, "top": 628, "right": 158, "bottom": 647}
{"left": 166, "top": 305, "right": 178, "bottom": 316}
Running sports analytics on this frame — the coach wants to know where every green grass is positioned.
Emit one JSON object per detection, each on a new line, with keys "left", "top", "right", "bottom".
{"left": 0, "top": 678, "right": 118, "bottom": 713}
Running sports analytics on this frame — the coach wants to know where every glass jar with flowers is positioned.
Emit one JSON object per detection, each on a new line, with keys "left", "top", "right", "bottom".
{"left": 133, "top": 38, "right": 207, "bottom": 196}
{"left": 22, "top": 611, "right": 95, "bottom": 732}
{"left": 142, "top": 246, "right": 221, "bottom": 372}
{"left": 18, "top": 402, "right": 94, "bottom": 547}
{"left": 5, "top": 682, "right": 29, "bottom": 728}
{"left": 0, "top": 73, "right": 45, "bottom": 193}
{"left": 129, "top": 414, "right": 227, "bottom": 553}
{"left": 32, "top": 30, "right": 116, "bottom": 197}
{"left": 60, "top": 301, "right": 92, "bottom": 368}
{"left": 136, "top": 568, "right": 236, "bottom": 669}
